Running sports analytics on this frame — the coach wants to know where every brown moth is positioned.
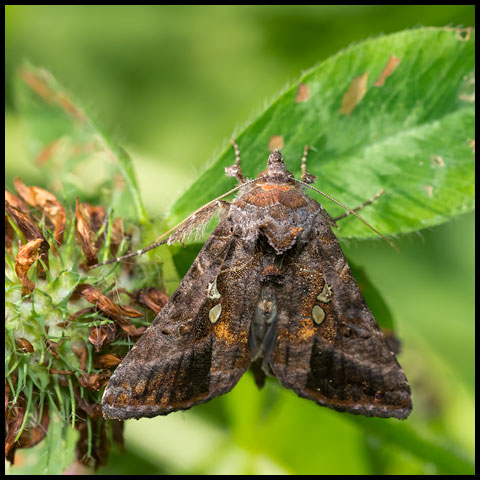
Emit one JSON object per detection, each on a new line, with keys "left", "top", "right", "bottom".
{"left": 100, "top": 143, "right": 412, "bottom": 420}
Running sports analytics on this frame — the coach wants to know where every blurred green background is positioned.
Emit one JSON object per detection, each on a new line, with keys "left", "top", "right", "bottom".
{"left": 5, "top": 5, "right": 475, "bottom": 475}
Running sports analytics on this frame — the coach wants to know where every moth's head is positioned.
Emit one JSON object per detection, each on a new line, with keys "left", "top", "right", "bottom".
{"left": 267, "top": 149, "right": 287, "bottom": 176}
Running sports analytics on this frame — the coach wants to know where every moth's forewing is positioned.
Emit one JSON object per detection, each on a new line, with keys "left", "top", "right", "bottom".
{"left": 102, "top": 218, "right": 259, "bottom": 420}
{"left": 269, "top": 215, "right": 412, "bottom": 419}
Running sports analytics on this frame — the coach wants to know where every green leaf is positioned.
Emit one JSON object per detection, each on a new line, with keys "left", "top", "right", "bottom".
{"left": 169, "top": 243, "right": 203, "bottom": 278}
{"left": 168, "top": 27, "right": 474, "bottom": 239}
{"left": 353, "top": 416, "right": 475, "bottom": 475}
{"left": 15, "top": 63, "right": 148, "bottom": 223}
{"left": 8, "top": 411, "right": 78, "bottom": 475}
{"left": 348, "top": 260, "right": 394, "bottom": 332}
{"left": 38, "top": 414, "right": 78, "bottom": 474}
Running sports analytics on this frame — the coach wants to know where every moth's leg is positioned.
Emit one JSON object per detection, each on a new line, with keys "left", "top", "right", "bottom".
{"left": 225, "top": 138, "right": 246, "bottom": 184}
{"left": 334, "top": 189, "right": 385, "bottom": 222}
{"left": 300, "top": 145, "right": 317, "bottom": 184}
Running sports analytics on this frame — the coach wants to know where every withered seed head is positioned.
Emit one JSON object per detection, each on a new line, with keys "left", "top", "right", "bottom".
{"left": 5, "top": 179, "right": 169, "bottom": 469}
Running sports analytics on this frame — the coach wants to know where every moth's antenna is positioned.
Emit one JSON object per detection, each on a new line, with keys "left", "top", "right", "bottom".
{"left": 89, "top": 176, "right": 265, "bottom": 269}
{"left": 297, "top": 179, "right": 398, "bottom": 251}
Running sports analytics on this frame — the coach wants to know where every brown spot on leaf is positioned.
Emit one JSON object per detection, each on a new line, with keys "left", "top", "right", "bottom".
{"left": 374, "top": 55, "right": 401, "bottom": 87}
{"left": 295, "top": 83, "right": 311, "bottom": 102}
{"left": 456, "top": 27, "right": 472, "bottom": 42}
{"left": 268, "top": 135, "right": 284, "bottom": 151}
{"left": 468, "top": 139, "right": 475, "bottom": 161}
{"left": 105, "top": 148, "right": 118, "bottom": 165}
{"left": 21, "top": 68, "right": 86, "bottom": 122}
{"left": 36, "top": 139, "right": 60, "bottom": 165}
{"left": 430, "top": 155, "right": 445, "bottom": 167}
{"left": 424, "top": 185, "right": 433, "bottom": 197}
{"left": 58, "top": 93, "right": 86, "bottom": 121}
{"left": 115, "top": 173, "right": 125, "bottom": 191}
{"left": 37, "top": 139, "right": 97, "bottom": 166}
{"left": 21, "top": 69, "right": 55, "bottom": 102}
{"left": 15, "top": 238, "right": 45, "bottom": 295}
{"left": 458, "top": 71, "right": 475, "bottom": 103}
{"left": 339, "top": 73, "right": 369, "bottom": 115}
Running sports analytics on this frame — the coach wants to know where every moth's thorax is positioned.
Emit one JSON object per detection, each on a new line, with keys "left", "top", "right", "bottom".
{"left": 234, "top": 182, "right": 308, "bottom": 210}
{"left": 230, "top": 187, "right": 319, "bottom": 255}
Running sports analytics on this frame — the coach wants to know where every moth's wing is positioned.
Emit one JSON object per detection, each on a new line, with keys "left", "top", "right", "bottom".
{"left": 103, "top": 218, "right": 261, "bottom": 420}
{"left": 269, "top": 216, "right": 412, "bottom": 419}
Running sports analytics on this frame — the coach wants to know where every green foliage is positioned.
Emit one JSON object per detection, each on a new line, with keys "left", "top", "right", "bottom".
{"left": 98, "top": 372, "right": 475, "bottom": 475}
{"left": 169, "top": 28, "right": 475, "bottom": 239}
{"left": 6, "top": 66, "right": 166, "bottom": 474}
{"left": 15, "top": 64, "right": 148, "bottom": 223}
{"left": 6, "top": 413, "right": 79, "bottom": 475}
{"left": 352, "top": 416, "right": 475, "bottom": 475}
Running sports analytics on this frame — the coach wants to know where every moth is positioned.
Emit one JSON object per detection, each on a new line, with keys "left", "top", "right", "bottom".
{"left": 100, "top": 141, "right": 412, "bottom": 420}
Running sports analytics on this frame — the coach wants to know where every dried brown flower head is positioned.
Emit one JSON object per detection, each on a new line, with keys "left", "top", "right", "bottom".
{"left": 5, "top": 183, "right": 167, "bottom": 470}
